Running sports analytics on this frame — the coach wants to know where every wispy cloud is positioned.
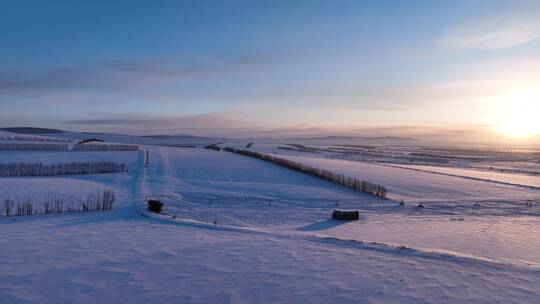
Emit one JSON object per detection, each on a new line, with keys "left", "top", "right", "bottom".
{"left": 440, "top": 18, "right": 540, "bottom": 50}
{"left": 0, "top": 54, "right": 267, "bottom": 95}
{"left": 257, "top": 79, "right": 500, "bottom": 113}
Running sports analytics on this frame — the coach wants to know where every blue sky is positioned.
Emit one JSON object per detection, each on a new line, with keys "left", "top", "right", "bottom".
{"left": 1, "top": 0, "right": 540, "bottom": 139}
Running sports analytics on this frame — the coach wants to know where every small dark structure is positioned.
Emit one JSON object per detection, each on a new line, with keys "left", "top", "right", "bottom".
{"left": 332, "top": 210, "right": 360, "bottom": 221}
{"left": 78, "top": 138, "right": 105, "bottom": 144}
{"left": 246, "top": 142, "right": 253, "bottom": 148}
{"left": 144, "top": 150, "right": 150, "bottom": 166}
{"left": 204, "top": 142, "right": 224, "bottom": 151}
{"left": 147, "top": 199, "right": 163, "bottom": 214}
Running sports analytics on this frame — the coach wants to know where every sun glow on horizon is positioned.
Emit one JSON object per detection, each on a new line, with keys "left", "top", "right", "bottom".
{"left": 494, "top": 92, "right": 540, "bottom": 138}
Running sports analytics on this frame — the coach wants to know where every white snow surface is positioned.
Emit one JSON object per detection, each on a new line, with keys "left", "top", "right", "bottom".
{"left": 318, "top": 214, "right": 540, "bottom": 266}
{"left": 2, "top": 212, "right": 539, "bottom": 304}
{"left": 273, "top": 154, "right": 540, "bottom": 203}
{"left": 393, "top": 163, "right": 540, "bottom": 189}
{"left": 1, "top": 146, "right": 540, "bottom": 303}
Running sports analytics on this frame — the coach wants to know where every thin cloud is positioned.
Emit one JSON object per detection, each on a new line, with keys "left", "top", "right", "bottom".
{"left": 0, "top": 54, "right": 268, "bottom": 95}
{"left": 440, "top": 18, "right": 540, "bottom": 50}
{"left": 259, "top": 79, "right": 500, "bottom": 112}
{"left": 64, "top": 112, "right": 250, "bottom": 127}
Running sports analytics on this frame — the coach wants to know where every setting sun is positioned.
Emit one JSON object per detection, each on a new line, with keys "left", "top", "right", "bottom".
{"left": 495, "top": 92, "right": 540, "bottom": 137}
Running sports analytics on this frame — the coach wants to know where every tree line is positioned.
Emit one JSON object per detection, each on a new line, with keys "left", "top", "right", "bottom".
{"left": 0, "top": 161, "right": 128, "bottom": 177}
{"left": 72, "top": 144, "right": 139, "bottom": 151}
{"left": 2, "top": 190, "right": 116, "bottom": 217}
{"left": 0, "top": 142, "right": 139, "bottom": 152}
{"left": 0, "top": 136, "right": 71, "bottom": 142}
{"left": 223, "top": 147, "right": 388, "bottom": 198}
{"left": 0, "top": 143, "right": 69, "bottom": 151}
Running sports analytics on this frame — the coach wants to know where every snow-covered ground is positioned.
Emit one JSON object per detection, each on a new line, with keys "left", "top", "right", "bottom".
{"left": 3, "top": 211, "right": 540, "bottom": 304}
{"left": 2, "top": 211, "right": 540, "bottom": 304}
{"left": 141, "top": 147, "right": 391, "bottom": 228}
{"left": 0, "top": 146, "right": 140, "bottom": 207}
{"left": 2, "top": 134, "right": 540, "bottom": 303}
{"left": 0, "top": 177, "right": 118, "bottom": 201}
{"left": 272, "top": 154, "right": 540, "bottom": 204}
{"left": 392, "top": 163, "right": 540, "bottom": 189}
{"left": 318, "top": 214, "right": 540, "bottom": 266}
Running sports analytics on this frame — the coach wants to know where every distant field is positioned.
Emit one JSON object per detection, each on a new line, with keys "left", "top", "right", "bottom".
{"left": 393, "top": 164, "right": 540, "bottom": 189}
{"left": 0, "top": 134, "right": 139, "bottom": 213}
{"left": 143, "top": 147, "right": 391, "bottom": 227}
{"left": 319, "top": 214, "right": 540, "bottom": 266}
{"left": 271, "top": 154, "right": 540, "bottom": 203}
{"left": 0, "top": 177, "right": 111, "bottom": 199}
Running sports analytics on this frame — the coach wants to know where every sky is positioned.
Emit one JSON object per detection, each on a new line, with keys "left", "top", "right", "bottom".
{"left": 1, "top": 0, "right": 540, "bottom": 142}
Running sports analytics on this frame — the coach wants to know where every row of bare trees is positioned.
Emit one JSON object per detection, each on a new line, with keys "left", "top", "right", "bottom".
{"left": 0, "top": 161, "right": 128, "bottom": 177}
{"left": 0, "top": 143, "right": 139, "bottom": 152}
{"left": 0, "top": 143, "right": 69, "bottom": 151}
{"left": 2, "top": 190, "right": 116, "bottom": 217}
{"left": 223, "top": 147, "right": 388, "bottom": 198}
{"left": 72, "top": 144, "right": 139, "bottom": 151}
{"left": 0, "top": 136, "right": 71, "bottom": 142}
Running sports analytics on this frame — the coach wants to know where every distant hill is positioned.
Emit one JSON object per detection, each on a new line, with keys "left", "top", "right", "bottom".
{"left": 0, "top": 127, "right": 65, "bottom": 134}
{"left": 142, "top": 134, "right": 218, "bottom": 140}
{"left": 291, "top": 135, "right": 417, "bottom": 141}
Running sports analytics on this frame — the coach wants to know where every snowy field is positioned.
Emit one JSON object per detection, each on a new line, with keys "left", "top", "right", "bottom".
{"left": 319, "top": 214, "right": 540, "bottom": 266}
{"left": 141, "top": 147, "right": 390, "bottom": 228}
{"left": 2, "top": 212, "right": 540, "bottom": 304}
{"left": 0, "top": 147, "right": 140, "bottom": 208}
{"left": 1, "top": 132, "right": 540, "bottom": 303}
{"left": 392, "top": 163, "right": 540, "bottom": 189}
{"left": 271, "top": 154, "right": 540, "bottom": 204}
